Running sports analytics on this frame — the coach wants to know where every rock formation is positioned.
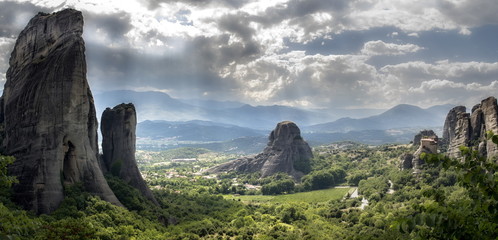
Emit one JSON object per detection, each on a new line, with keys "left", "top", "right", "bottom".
{"left": 480, "top": 97, "right": 498, "bottom": 157}
{"left": 443, "top": 97, "right": 498, "bottom": 159}
{"left": 0, "top": 9, "right": 121, "bottom": 214}
{"left": 399, "top": 153, "right": 414, "bottom": 169}
{"left": 101, "top": 103, "right": 157, "bottom": 204}
{"left": 400, "top": 131, "right": 438, "bottom": 171}
{"left": 412, "top": 129, "right": 437, "bottom": 147}
{"left": 412, "top": 136, "right": 438, "bottom": 171}
{"left": 207, "top": 121, "right": 313, "bottom": 180}
{"left": 442, "top": 106, "right": 467, "bottom": 146}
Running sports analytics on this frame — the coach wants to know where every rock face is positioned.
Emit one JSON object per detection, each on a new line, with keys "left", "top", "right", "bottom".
{"left": 442, "top": 106, "right": 467, "bottom": 146}
{"left": 401, "top": 131, "right": 438, "bottom": 171}
{"left": 399, "top": 153, "right": 413, "bottom": 169}
{"left": 101, "top": 103, "right": 157, "bottom": 204}
{"left": 0, "top": 9, "right": 121, "bottom": 214}
{"left": 443, "top": 97, "right": 498, "bottom": 159}
{"left": 207, "top": 121, "right": 313, "bottom": 180}
{"left": 480, "top": 97, "right": 498, "bottom": 157}
{"left": 412, "top": 137, "right": 438, "bottom": 170}
{"left": 413, "top": 130, "right": 437, "bottom": 147}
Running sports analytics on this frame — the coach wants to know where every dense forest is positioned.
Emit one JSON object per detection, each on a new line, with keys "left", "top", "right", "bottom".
{"left": 1, "top": 138, "right": 497, "bottom": 239}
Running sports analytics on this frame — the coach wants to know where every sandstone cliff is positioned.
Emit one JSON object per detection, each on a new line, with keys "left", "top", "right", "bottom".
{"left": 400, "top": 130, "right": 438, "bottom": 171}
{"left": 412, "top": 129, "right": 437, "bottom": 147}
{"left": 443, "top": 97, "right": 498, "bottom": 159}
{"left": 207, "top": 121, "right": 313, "bottom": 180}
{"left": 0, "top": 9, "right": 121, "bottom": 214}
{"left": 101, "top": 103, "right": 158, "bottom": 204}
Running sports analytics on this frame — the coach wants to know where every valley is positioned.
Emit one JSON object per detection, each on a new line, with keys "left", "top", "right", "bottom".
{"left": 0, "top": 5, "right": 497, "bottom": 240}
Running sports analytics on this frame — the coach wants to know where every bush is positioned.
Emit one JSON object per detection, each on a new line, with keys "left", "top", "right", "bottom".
{"left": 261, "top": 179, "right": 295, "bottom": 195}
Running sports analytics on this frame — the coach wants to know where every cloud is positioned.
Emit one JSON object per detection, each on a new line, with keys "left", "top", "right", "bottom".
{"left": 144, "top": 0, "right": 250, "bottom": 10}
{"left": 438, "top": 0, "right": 498, "bottom": 27}
{"left": 83, "top": 11, "right": 133, "bottom": 47}
{"left": 380, "top": 61, "right": 498, "bottom": 84}
{"left": 408, "top": 79, "right": 498, "bottom": 93}
{"left": 0, "top": 37, "right": 16, "bottom": 84}
{"left": 0, "top": 1, "right": 52, "bottom": 38}
{"left": 361, "top": 40, "right": 423, "bottom": 56}
{"left": 221, "top": 51, "right": 378, "bottom": 108}
{"left": 2, "top": 0, "right": 498, "bottom": 112}
{"left": 360, "top": 60, "right": 498, "bottom": 108}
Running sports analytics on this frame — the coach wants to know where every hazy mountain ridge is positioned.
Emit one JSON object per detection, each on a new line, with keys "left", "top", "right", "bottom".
{"left": 137, "top": 120, "right": 266, "bottom": 141}
{"left": 305, "top": 104, "right": 454, "bottom": 133}
{"left": 96, "top": 90, "right": 454, "bottom": 152}
{"left": 94, "top": 90, "right": 380, "bottom": 130}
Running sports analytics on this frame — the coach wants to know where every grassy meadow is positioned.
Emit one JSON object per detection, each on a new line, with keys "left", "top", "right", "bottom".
{"left": 223, "top": 187, "right": 354, "bottom": 204}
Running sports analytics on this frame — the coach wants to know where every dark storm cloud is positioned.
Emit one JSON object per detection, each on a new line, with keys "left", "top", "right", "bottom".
{"left": 83, "top": 11, "right": 133, "bottom": 43}
{"left": 85, "top": 35, "right": 244, "bottom": 97}
{"left": 254, "top": 0, "right": 352, "bottom": 27}
{"left": 215, "top": 13, "right": 261, "bottom": 63}
{"left": 217, "top": 13, "right": 255, "bottom": 42}
{"left": 0, "top": 1, "right": 53, "bottom": 37}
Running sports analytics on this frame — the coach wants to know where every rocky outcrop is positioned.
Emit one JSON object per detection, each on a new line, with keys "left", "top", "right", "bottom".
{"left": 442, "top": 106, "right": 467, "bottom": 146}
{"left": 101, "top": 103, "right": 157, "bottom": 204}
{"left": 401, "top": 131, "right": 438, "bottom": 171}
{"left": 447, "top": 110, "right": 471, "bottom": 158}
{"left": 480, "top": 97, "right": 498, "bottom": 157}
{"left": 443, "top": 97, "right": 498, "bottom": 159}
{"left": 412, "top": 137, "right": 438, "bottom": 171}
{"left": 413, "top": 130, "right": 437, "bottom": 147}
{"left": 0, "top": 9, "right": 121, "bottom": 214}
{"left": 399, "top": 153, "right": 413, "bottom": 169}
{"left": 207, "top": 121, "right": 313, "bottom": 180}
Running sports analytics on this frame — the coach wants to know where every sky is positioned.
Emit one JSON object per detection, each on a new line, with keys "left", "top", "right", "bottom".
{"left": 1, "top": 0, "right": 498, "bottom": 111}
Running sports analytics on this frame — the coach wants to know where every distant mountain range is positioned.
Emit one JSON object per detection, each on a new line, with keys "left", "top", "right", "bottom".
{"left": 94, "top": 90, "right": 333, "bottom": 130}
{"left": 137, "top": 120, "right": 266, "bottom": 141}
{"left": 304, "top": 104, "right": 454, "bottom": 133}
{"left": 93, "top": 90, "right": 384, "bottom": 130}
{"left": 95, "top": 90, "right": 454, "bottom": 152}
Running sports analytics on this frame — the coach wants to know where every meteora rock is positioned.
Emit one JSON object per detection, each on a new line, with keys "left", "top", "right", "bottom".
{"left": 443, "top": 97, "right": 498, "bottom": 159}
{"left": 207, "top": 121, "right": 313, "bottom": 180}
{"left": 444, "top": 107, "right": 471, "bottom": 158}
{"left": 101, "top": 103, "right": 158, "bottom": 204}
{"left": 400, "top": 131, "right": 438, "bottom": 171}
{"left": 412, "top": 135, "right": 438, "bottom": 171}
{"left": 0, "top": 9, "right": 121, "bottom": 214}
{"left": 399, "top": 153, "right": 414, "bottom": 170}
{"left": 412, "top": 129, "right": 437, "bottom": 147}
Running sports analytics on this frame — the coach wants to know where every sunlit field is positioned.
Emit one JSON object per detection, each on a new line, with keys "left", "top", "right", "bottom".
{"left": 223, "top": 187, "right": 353, "bottom": 204}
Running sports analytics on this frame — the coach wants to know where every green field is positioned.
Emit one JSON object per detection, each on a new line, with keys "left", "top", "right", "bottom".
{"left": 224, "top": 187, "right": 354, "bottom": 204}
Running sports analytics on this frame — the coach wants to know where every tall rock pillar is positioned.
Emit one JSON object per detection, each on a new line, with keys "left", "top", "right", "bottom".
{"left": 101, "top": 103, "right": 158, "bottom": 204}
{"left": 1, "top": 9, "right": 121, "bottom": 214}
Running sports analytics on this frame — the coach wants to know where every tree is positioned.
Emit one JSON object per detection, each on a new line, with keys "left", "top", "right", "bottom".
{"left": 302, "top": 168, "right": 345, "bottom": 191}
{"left": 0, "top": 155, "right": 16, "bottom": 191}
{"left": 261, "top": 179, "right": 295, "bottom": 195}
{"left": 393, "top": 131, "right": 498, "bottom": 239}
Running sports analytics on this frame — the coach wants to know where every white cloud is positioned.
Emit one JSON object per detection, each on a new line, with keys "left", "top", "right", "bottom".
{"left": 409, "top": 79, "right": 498, "bottom": 93}
{"left": 459, "top": 28, "right": 472, "bottom": 35}
{"left": 0, "top": 37, "right": 16, "bottom": 84}
{"left": 4, "top": 0, "right": 498, "bottom": 110}
{"left": 361, "top": 40, "right": 423, "bottom": 56}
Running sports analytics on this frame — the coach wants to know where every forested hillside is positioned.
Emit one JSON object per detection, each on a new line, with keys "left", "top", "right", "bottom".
{"left": 1, "top": 140, "right": 496, "bottom": 239}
